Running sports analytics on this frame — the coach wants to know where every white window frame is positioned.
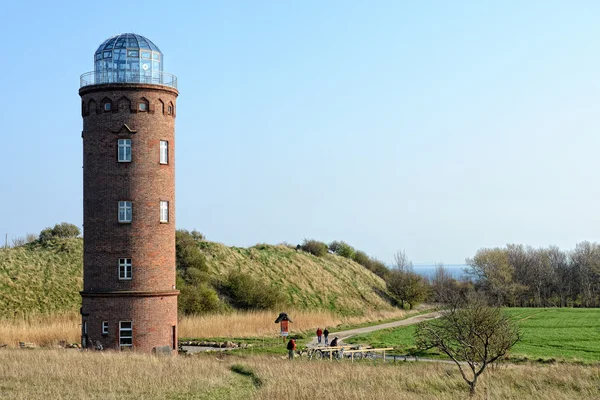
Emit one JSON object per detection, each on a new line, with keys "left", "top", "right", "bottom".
{"left": 160, "top": 201, "right": 169, "bottom": 223}
{"left": 118, "top": 258, "right": 132, "bottom": 280}
{"left": 102, "top": 321, "right": 108, "bottom": 335}
{"left": 160, "top": 140, "right": 168, "bottom": 164}
{"left": 118, "top": 201, "right": 132, "bottom": 223}
{"left": 138, "top": 102, "right": 147, "bottom": 112}
{"left": 118, "top": 139, "right": 132, "bottom": 163}
{"left": 119, "top": 321, "right": 133, "bottom": 349}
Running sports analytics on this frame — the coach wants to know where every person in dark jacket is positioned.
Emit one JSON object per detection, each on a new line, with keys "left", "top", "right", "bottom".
{"left": 287, "top": 338, "right": 296, "bottom": 360}
{"left": 330, "top": 337, "right": 339, "bottom": 347}
{"left": 324, "top": 328, "right": 329, "bottom": 345}
{"left": 316, "top": 327, "right": 323, "bottom": 344}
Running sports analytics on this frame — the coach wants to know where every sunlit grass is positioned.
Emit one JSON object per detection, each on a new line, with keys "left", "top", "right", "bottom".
{"left": 0, "top": 350, "right": 598, "bottom": 399}
{"left": 347, "top": 308, "right": 600, "bottom": 363}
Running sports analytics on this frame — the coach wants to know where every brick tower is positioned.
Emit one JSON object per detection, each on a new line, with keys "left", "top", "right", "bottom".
{"left": 79, "top": 33, "right": 179, "bottom": 352}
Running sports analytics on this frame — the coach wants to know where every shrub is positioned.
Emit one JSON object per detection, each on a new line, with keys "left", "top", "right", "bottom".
{"left": 300, "top": 239, "right": 328, "bottom": 257}
{"left": 39, "top": 223, "right": 81, "bottom": 242}
{"left": 177, "top": 278, "right": 222, "bottom": 314}
{"left": 190, "top": 229, "right": 205, "bottom": 241}
{"left": 368, "top": 259, "right": 389, "bottom": 278}
{"left": 176, "top": 230, "right": 208, "bottom": 279}
{"left": 352, "top": 250, "right": 371, "bottom": 267}
{"left": 386, "top": 269, "right": 430, "bottom": 309}
{"left": 222, "top": 270, "right": 286, "bottom": 310}
{"left": 329, "top": 241, "right": 355, "bottom": 259}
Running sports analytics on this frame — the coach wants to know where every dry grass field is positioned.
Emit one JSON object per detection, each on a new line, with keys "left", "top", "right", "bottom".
{"left": 0, "top": 313, "right": 80, "bottom": 347}
{"left": 0, "top": 308, "right": 410, "bottom": 347}
{"left": 0, "top": 350, "right": 597, "bottom": 399}
{"left": 178, "top": 308, "right": 409, "bottom": 338}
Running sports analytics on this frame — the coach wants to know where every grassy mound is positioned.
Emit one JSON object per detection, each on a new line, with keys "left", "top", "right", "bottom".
{"left": 200, "top": 242, "right": 393, "bottom": 315}
{"left": 0, "top": 238, "right": 394, "bottom": 318}
{"left": 0, "top": 239, "right": 83, "bottom": 318}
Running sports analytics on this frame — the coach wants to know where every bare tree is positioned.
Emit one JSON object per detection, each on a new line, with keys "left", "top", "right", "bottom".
{"left": 432, "top": 263, "right": 459, "bottom": 304}
{"left": 11, "top": 237, "right": 26, "bottom": 247}
{"left": 392, "top": 250, "right": 413, "bottom": 272}
{"left": 11, "top": 233, "right": 37, "bottom": 248}
{"left": 415, "top": 295, "right": 520, "bottom": 396}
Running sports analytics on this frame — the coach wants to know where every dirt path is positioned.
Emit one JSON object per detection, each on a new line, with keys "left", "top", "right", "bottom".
{"left": 309, "top": 311, "right": 441, "bottom": 347}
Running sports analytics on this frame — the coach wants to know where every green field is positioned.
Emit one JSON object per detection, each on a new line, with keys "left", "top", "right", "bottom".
{"left": 347, "top": 308, "right": 600, "bottom": 363}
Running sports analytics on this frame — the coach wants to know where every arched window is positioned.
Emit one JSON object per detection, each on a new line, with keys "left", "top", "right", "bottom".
{"left": 88, "top": 99, "right": 97, "bottom": 115}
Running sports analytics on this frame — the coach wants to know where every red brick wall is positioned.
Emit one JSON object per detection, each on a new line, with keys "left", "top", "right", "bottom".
{"left": 82, "top": 294, "right": 177, "bottom": 351}
{"left": 80, "top": 83, "right": 179, "bottom": 352}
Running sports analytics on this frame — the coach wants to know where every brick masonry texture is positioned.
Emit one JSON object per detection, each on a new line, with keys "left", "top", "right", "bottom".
{"left": 80, "top": 83, "right": 179, "bottom": 352}
{"left": 82, "top": 295, "right": 177, "bottom": 351}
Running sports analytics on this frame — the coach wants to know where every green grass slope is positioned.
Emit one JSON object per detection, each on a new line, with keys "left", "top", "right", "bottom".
{"left": 0, "top": 239, "right": 83, "bottom": 318}
{"left": 0, "top": 239, "right": 394, "bottom": 318}
{"left": 199, "top": 242, "right": 394, "bottom": 315}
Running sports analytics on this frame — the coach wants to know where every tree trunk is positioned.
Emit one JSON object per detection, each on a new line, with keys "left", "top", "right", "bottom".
{"left": 469, "top": 377, "right": 477, "bottom": 396}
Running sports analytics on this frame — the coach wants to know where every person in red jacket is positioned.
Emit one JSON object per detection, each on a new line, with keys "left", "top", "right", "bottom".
{"left": 287, "top": 338, "right": 296, "bottom": 360}
{"left": 316, "top": 327, "right": 323, "bottom": 344}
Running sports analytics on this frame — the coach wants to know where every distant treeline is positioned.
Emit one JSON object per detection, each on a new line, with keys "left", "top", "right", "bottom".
{"left": 302, "top": 238, "right": 600, "bottom": 309}
{"left": 467, "top": 243, "right": 600, "bottom": 308}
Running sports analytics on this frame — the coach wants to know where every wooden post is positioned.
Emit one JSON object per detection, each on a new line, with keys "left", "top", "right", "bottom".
{"left": 351, "top": 352, "right": 354, "bottom": 362}
{"left": 330, "top": 349, "right": 332, "bottom": 361}
{"left": 383, "top": 349, "right": 386, "bottom": 362}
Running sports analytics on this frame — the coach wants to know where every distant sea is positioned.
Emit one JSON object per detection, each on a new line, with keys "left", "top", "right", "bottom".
{"left": 412, "top": 264, "right": 469, "bottom": 280}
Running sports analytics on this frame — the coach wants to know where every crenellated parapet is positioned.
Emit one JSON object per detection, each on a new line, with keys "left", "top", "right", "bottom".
{"left": 80, "top": 84, "right": 177, "bottom": 117}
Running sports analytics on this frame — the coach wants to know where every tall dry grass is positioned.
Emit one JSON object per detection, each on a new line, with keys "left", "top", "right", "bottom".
{"left": 178, "top": 308, "right": 409, "bottom": 338}
{"left": 0, "top": 350, "right": 597, "bottom": 399}
{"left": 0, "top": 313, "right": 80, "bottom": 347}
{"left": 0, "top": 308, "right": 411, "bottom": 347}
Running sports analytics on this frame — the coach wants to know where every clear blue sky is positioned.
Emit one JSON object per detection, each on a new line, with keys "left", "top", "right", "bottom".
{"left": 1, "top": 1, "right": 599, "bottom": 265}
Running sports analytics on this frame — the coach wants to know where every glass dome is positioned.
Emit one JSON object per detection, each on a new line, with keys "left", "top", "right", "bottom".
{"left": 82, "top": 33, "right": 176, "bottom": 88}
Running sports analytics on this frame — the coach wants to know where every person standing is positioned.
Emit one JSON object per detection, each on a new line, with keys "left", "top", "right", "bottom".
{"left": 287, "top": 338, "right": 296, "bottom": 360}
{"left": 316, "top": 327, "right": 323, "bottom": 344}
{"left": 324, "top": 328, "right": 329, "bottom": 346}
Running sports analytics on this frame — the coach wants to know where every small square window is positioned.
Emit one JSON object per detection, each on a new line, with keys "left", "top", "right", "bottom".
{"left": 160, "top": 141, "right": 168, "bottom": 164}
{"left": 102, "top": 321, "right": 108, "bottom": 335}
{"left": 167, "top": 105, "right": 173, "bottom": 115}
{"left": 118, "top": 139, "right": 131, "bottom": 162}
{"left": 119, "top": 258, "right": 132, "bottom": 280}
{"left": 138, "top": 103, "right": 147, "bottom": 112}
{"left": 160, "top": 201, "right": 169, "bottom": 223}
{"left": 104, "top": 103, "right": 111, "bottom": 111}
{"left": 118, "top": 201, "right": 132, "bottom": 223}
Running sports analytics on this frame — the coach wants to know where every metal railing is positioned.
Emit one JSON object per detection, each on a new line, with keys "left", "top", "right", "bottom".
{"left": 80, "top": 71, "right": 178, "bottom": 89}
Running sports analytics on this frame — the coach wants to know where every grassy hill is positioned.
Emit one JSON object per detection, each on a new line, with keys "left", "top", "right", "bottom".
{"left": 0, "top": 239, "right": 83, "bottom": 318}
{"left": 0, "top": 238, "right": 394, "bottom": 318}
{"left": 199, "top": 242, "right": 394, "bottom": 315}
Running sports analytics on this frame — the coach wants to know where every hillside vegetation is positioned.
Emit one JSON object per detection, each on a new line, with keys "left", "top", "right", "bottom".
{"left": 199, "top": 242, "right": 394, "bottom": 315}
{"left": 0, "top": 238, "right": 395, "bottom": 318}
{"left": 0, "top": 239, "right": 83, "bottom": 318}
